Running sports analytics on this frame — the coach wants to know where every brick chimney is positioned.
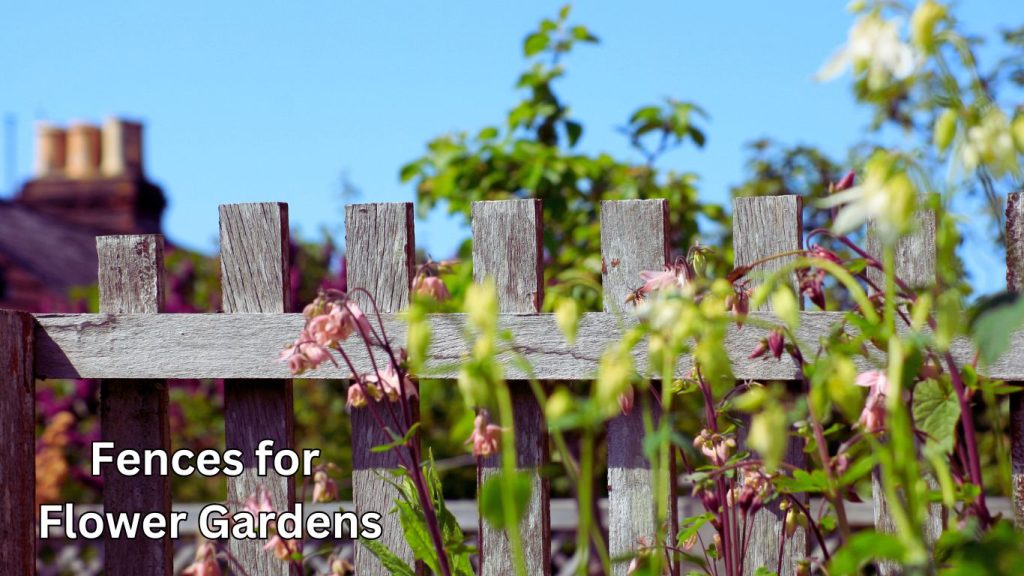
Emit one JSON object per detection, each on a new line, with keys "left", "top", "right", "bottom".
{"left": 16, "top": 117, "right": 166, "bottom": 235}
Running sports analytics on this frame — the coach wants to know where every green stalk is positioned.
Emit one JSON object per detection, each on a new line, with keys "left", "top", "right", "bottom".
{"left": 495, "top": 383, "right": 528, "bottom": 576}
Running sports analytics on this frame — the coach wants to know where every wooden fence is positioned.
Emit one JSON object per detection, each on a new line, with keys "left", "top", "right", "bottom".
{"left": 4, "top": 194, "right": 1024, "bottom": 576}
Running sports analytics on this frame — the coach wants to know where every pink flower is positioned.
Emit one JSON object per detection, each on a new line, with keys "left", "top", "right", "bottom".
{"left": 312, "top": 471, "right": 339, "bottom": 503}
{"left": 264, "top": 535, "right": 300, "bottom": 561}
{"left": 768, "top": 330, "right": 785, "bottom": 360}
{"left": 414, "top": 275, "right": 450, "bottom": 301}
{"left": 377, "top": 362, "right": 418, "bottom": 402}
{"left": 182, "top": 542, "right": 221, "bottom": 576}
{"left": 637, "top": 261, "right": 693, "bottom": 298}
{"left": 856, "top": 370, "right": 889, "bottom": 432}
{"left": 835, "top": 170, "right": 856, "bottom": 191}
{"left": 799, "top": 268, "right": 826, "bottom": 310}
{"left": 346, "top": 378, "right": 381, "bottom": 409}
{"left": 693, "top": 429, "right": 736, "bottom": 464}
{"left": 727, "top": 282, "right": 752, "bottom": 327}
{"left": 330, "top": 557, "right": 355, "bottom": 575}
{"left": 243, "top": 486, "right": 274, "bottom": 517}
{"left": 467, "top": 414, "right": 502, "bottom": 457}
{"left": 618, "top": 387, "right": 635, "bottom": 415}
{"left": 279, "top": 330, "right": 333, "bottom": 375}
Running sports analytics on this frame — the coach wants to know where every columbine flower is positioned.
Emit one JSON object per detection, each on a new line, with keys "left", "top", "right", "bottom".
{"left": 635, "top": 259, "right": 694, "bottom": 300}
{"left": 466, "top": 413, "right": 503, "bottom": 457}
{"left": 855, "top": 370, "right": 889, "bottom": 432}
{"left": 414, "top": 275, "right": 451, "bottom": 302}
{"left": 693, "top": 429, "right": 736, "bottom": 464}
{"left": 312, "top": 470, "right": 339, "bottom": 503}
{"left": 244, "top": 486, "right": 274, "bottom": 517}
{"left": 818, "top": 152, "right": 915, "bottom": 243}
{"left": 737, "top": 468, "right": 771, "bottom": 515}
{"left": 329, "top": 556, "right": 355, "bottom": 575}
{"left": 618, "top": 386, "right": 635, "bottom": 415}
{"left": 817, "top": 13, "right": 917, "bottom": 90}
{"left": 768, "top": 330, "right": 785, "bottom": 360}
{"left": 279, "top": 330, "right": 333, "bottom": 375}
{"left": 799, "top": 268, "right": 826, "bottom": 310}
{"left": 727, "top": 281, "right": 752, "bottom": 327}
{"left": 959, "top": 107, "right": 1020, "bottom": 178}
{"left": 346, "top": 376, "right": 382, "bottom": 409}
{"left": 377, "top": 361, "right": 418, "bottom": 402}
{"left": 182, "top": 541, "right": 221, "bottom": 576}
{"left": 264, "top": 535, "right": 300, "bottom": 561}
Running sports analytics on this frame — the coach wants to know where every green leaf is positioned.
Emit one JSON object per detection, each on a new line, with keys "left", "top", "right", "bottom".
{"left": 524, "top": 32, "right": 550, "bottom": 57}
{"left": 775, "top": 469, "right": 829, "bottom": 494}
{"left": 371, "top": 422, "right": 421, "bottom": 453}
{"left": 565, "top": 120, "right": 583, "bottom": 147}
{"left": 677, "top": 512, "right": 714, "bottom": 547}
{"left": 359, "top": 538, "right": 417, "bottom": 576}
{"left": 828, "top": 531, "right": 907, "bottom": 575}
{"left": 912, "top": 378, "right": 960, "bottom": 454}
{"left": 480, "top": 471, "right": 533, "bottom": 530}
{"left": 748, "top": 401, "right": 787, "bottom": 472}
{"left": 970, "top": 291, "right": 1024, "bottom": 367}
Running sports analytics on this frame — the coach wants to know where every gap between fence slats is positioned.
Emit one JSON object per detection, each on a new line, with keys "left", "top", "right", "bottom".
{"left": 601, "top": 199, "right": 672, "bottom": 576}
{"left": 0, "top": 310, "right": 34, "bottom": 575}
{"left": 220, "top": 203, "right": 295, "bottom": 576}
{"left": 472, "top": 199, "right": 551, "bottom": 576}
{"left": 733, "top": 196, "right": 807, "bottom": 576}
{"left": 97, "top": 235, "right": 172, "bottom": 576}
{"left": 867, "top": 210, "right": 943, "bottom": 576}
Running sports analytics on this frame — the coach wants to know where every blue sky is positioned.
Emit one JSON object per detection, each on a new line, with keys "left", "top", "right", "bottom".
{"left": 0, "top": 2, "right": 1015, "bottom": 293}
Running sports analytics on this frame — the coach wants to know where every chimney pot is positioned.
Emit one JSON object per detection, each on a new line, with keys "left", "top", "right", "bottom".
{"left": 102, "top": 117, "right": 143, "bottom": 177}
{"left": 34, "top": 122, "right": 67, "bottom": 177}
{"left": 66, "top": 122, "right": 102, "bottom": 179}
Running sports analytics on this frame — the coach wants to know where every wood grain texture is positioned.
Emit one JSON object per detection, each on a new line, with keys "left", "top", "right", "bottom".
{"left": 472, "top": 199, "right": 551, "bottom": 576}
{"left": 219, "top": 203, "right": 295, "bottom": 576}
{"left": 867, "top": 210, "right": 942, "bottom": 576}
{"left": 1006, "top": 192, "right": 1024, "bottom": 527}
{"left": 0, "top": 311, "right": 34, "bottom": 575}
{"left": 345, "top": 203, "right": 419, "bottom": 576}
{"left": 32, "top": 310, "right": 1024, "bottom": 381}
{"left": 601, "top": 200, "right": 670, "bottom": 576}
{"left": 97, "top": 235, "right": 171, "bottom": 576}
{"left": 733, "top": 196, "right": 806, "bottom": 576}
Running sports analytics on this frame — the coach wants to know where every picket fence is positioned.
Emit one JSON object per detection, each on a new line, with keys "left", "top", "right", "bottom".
{"left": 5, "top": 195, "right": 1024, "bottom": 576}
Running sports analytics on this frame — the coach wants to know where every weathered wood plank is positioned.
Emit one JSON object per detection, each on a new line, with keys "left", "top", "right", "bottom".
{"left": 867, "top": 210, "right": 942, "bottom": 576}
{"left": 32, "top": 310, "right": 1024, "bottom": 381}
{"left": 0, "top": 311, "right": 34, "bottom": 575}
{"left": 472, "top": 199, "right": 551, "bottom": 576}
{"left": 602, "top": 199, "right": 670, "bottom": 576}
{"left": 345, "top": 202, "right": 418, "bottom": 575}
{"left": 1006, "top": 192, "right": 1024, "bottom": 527}
{"left": 97, "top": 235, "right": 171, "bottom": 576}
{"left": 220, "top": 203, "right": 295, "bottom": 576}
{"left": 733, "top": 196, "right": 806, "bottom": 576}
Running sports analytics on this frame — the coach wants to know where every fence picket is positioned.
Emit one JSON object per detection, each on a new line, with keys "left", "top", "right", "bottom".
{"left": 472, "top": 199, "right": 551, "bottom": 576}
{"left": 733, "top": 196, "right": 807, "bottom": 575}
{"left": 867, "top": 210, "right": 942, "bottom": 575}
{"left": 97, "top": 235, "right": 172, "bottom": 576}
{"left": 601, "top": 199, "right": 671, "bottom": 576}
{"left": 345, "top": 202, "right": 419, "bottom": 575}
{"left": 220, "top": 203, "right": 295, "bottom": 576}
{"left": 1006, "top": 192, "right": 1024, "bottom": 527}
{"left": 0, "top": 310, "right": 34, "bottom": 575}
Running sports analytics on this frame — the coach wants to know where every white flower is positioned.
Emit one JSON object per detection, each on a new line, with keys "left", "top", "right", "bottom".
{"left": 818, "top": 152, "right": 915, "bottom": 243}
{"left": 817, "top": 14, "right": 918, "bottom": 90}
{"left": 959, "top": 107, "right": 1020, "bottom": 178}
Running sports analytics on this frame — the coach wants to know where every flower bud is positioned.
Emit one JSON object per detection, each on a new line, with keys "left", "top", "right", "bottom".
{"left": 911, "top": 0, "right": 947, "bottom": 54}
{"left": 768, "top": 330, "right": 785, "bottom": 360}
{"left": 934, "top": 108, "right": 958, "bottom": 152}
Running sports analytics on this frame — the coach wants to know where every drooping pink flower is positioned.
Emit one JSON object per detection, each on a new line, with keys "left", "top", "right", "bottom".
{"left": 279, "top": 329, "right": 333, "bottom": 375}
{"left": 182, "top": 542, "right": 221, "bottom": 576}
{"left": 856, "top": 370, "right": 889, "bottom": 432}
{"left": 693, "top": 429, "right": 736, "bottom": 464}
{"left": 799, "top": 268, "right": 827, "bottom": 310}
{"left": 637, "top": 261, "right": 693, "bottom": 298}
{"left": 244, "top": 486, "right": 274, "bottom": 517}
{"left": 835, "top": 170, "right": 856, "bottom": 191}
{"left": 312, "top": 471, "right": 339, "bottom": 503}
{"left": 414, "top": 275, "right": 451, "bottom": 302}
{"left": 727, "top": 281, "right": 752, "bottom": 327}
{"left": 768, "top": 330, "right": 785, "bottom": 360}
{"left": 618, "top": 387, "right": 635, "bottom": 415}
{"left": 467, "top": 414, "right": 502, "bottom": 457}
{"left": 346, "top": 378, "right": 381, "bottom": 409}
{"left": 377, "top": 362, "right": 418, "bottom": 402}
{"left": 264, "top": 535, "right": 300, "bottom": 561}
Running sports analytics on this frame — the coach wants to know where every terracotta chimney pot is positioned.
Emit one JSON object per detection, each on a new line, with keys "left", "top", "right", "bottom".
{"left": 102, "top": 117, "right": 144, "bottom": 177}
{"left": 34, "top": 122, "right": 67, "bottom": 177}
{"left": 66, "top": 122, "right": 102, "bottom": 178}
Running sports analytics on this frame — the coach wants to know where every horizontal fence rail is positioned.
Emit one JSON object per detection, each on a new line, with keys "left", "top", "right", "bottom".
{"left": 31, "top": 311, "right": 1024, "bottom": 381}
